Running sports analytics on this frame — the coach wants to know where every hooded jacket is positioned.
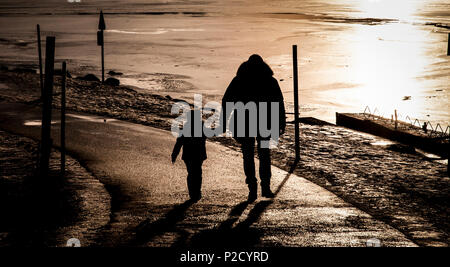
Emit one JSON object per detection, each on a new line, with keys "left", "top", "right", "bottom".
{"left": 221, "top": 55, "right": 286, "bottom": 138}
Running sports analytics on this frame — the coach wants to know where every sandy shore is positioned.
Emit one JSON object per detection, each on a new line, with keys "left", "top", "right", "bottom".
{"left": 0, "top": 67, "right": 448, "bottom": 246}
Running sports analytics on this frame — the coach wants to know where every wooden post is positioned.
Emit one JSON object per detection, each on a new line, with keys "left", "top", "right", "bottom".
{"left": 293, "top": 45, "right": 300, "bottom": 162}
{"left": 39, "top": 36, "right": 55, "bottom": 178}
{"left": 101, "top": 36, "right": 104, "bottom": 82}
{"left": 61, "top": 61, "right": 66, "bottom": 177}
{"left": 446, "top": 33, "right": 449, "bottom": 175}
{"left": 447, "top": 33, "right": 449, "bottom": 56}
{"left": 394, "top": 109, "right": 398, "bottom": 130}
{"left": 37, "top": 24, "right": 44, "bottom": 98}
{"left": 98, "top": 11, "right": 106, "bottom": 82}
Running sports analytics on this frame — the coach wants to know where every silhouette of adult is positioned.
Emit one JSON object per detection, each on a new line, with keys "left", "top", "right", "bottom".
{"left": 221, "top": 54, "right": 286, "bottom": 202}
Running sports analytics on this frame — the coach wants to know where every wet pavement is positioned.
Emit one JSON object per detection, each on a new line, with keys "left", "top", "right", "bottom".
{"left": 0, "top": 102, "right": 416, "bottom": 246}
{"left": 270, "top": 123, "right": 449, "bottom": 246}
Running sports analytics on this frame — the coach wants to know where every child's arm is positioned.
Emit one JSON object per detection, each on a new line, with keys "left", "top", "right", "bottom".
{"left": 171, "top": 136, "right": 183, "bottom": 163}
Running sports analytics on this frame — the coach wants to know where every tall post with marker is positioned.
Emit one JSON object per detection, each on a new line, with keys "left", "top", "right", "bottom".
{"left": 293, "top": 45, "right": 300, "bottom": 162}
{"left": 98, "top": 10, "right": 106, "bottom": 82}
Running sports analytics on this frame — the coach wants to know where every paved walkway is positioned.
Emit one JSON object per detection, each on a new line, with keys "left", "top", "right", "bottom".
{"left": 0, "top": 102, "right": 416, "bottom": 246}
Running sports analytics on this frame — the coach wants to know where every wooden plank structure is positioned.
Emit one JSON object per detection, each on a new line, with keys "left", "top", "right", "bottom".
{"left": 336, "top": 112, "right": 449, "bottom": 158}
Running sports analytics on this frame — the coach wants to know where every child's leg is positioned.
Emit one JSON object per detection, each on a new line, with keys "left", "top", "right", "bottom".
{"left": 184, "top": 160, "right": 195, "bottom": 198}
{"left": 184, "top": 160, "right": 202, "bottom": 200}
{"left": 192, "top": 160, "right": 203, "bottom": 198}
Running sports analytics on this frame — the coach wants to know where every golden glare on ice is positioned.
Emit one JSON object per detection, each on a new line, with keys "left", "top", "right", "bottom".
{"left": 350, "top": 23, "right": 435, "bottom": 117}
{"left": 357, "top": 0, "right": 421, "bottom": 21}
{"left": 327, "top": 0, "right": 446, "bottom": 121}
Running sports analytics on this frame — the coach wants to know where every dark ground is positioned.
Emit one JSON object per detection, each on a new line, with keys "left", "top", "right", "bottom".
{"left": 0, "top": 129, "right": 110, "bottom": 247}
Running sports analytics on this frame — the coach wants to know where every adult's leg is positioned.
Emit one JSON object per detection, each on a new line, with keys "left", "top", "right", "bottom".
{"left": 258, "top": 138, "right": 274, "bottom": 198}
{"left": 239, "top": 138, "right": 257, "bottom": 185}
{"left": 239, "top": 137, "right": 257, "bottom": 202}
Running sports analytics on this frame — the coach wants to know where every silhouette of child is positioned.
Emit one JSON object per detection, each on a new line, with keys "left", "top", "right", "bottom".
{"left": 171, "top": 110, "right": 207, "bottom": 201}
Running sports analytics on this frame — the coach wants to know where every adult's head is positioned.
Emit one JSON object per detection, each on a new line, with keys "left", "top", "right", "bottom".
{"left": 237, "top": 54, "right": 273, "bottom": 78}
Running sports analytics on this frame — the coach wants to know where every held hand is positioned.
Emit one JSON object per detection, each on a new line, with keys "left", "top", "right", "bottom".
{"left": 218, "top": 117, "right": 226, "bottom": 134}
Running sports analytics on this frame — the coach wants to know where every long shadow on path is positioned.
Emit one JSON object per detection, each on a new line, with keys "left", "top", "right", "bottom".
{"left": 132, "top": 199, "right": 195, "bottom": 246}
{"left": 187, "top": 160, "right": 299, "bottom": 247}
{"left": 132, "top": 160, "right": 298, "bottom": 247}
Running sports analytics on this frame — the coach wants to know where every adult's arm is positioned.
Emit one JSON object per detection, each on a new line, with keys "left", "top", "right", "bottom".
{"left": 220, "top": 77, "right": 239, "bottom": 133}
{"left": 273, "top": 78, "right": 286, "bottom": 134}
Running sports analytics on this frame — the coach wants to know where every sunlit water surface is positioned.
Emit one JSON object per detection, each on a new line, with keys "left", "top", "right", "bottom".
{"left": 0, "top": 0, "right": 448, "bottom": 125}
